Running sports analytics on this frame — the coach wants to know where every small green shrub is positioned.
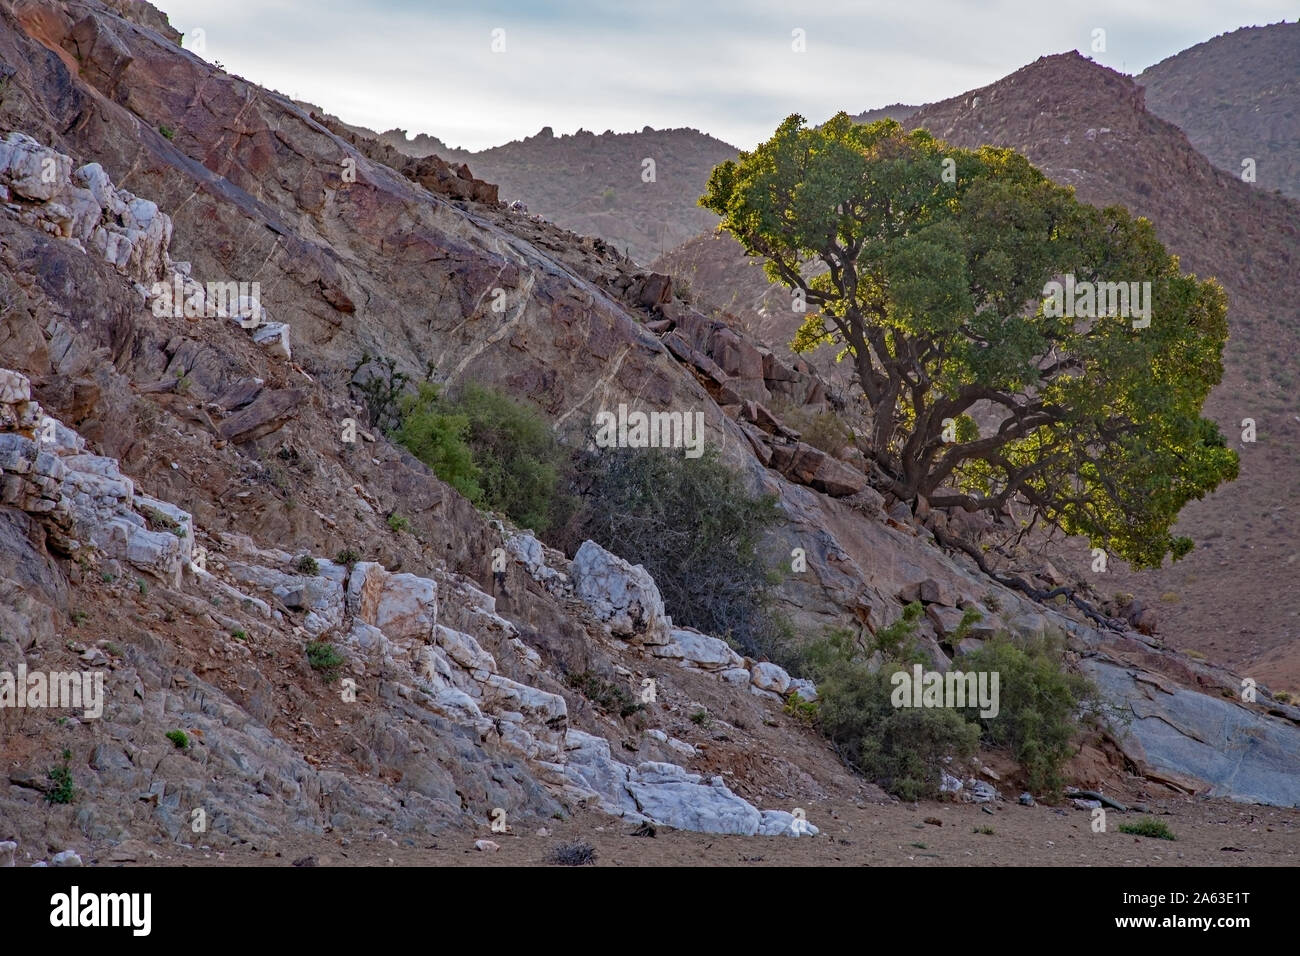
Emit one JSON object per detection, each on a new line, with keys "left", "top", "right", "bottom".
{"left": 393, "top": 382, "right": 481, "bottom": 504}
{"left": 231, "top": 629, "right": 247, "bottom": 641}
{"left": 802, "top": 614, "right": 979, "bottom": 801}
{"left": 973, "top": 825, "right": 995, "bottom": 835}
{"left": 1118, "top": 818, "right": 1176, "bottom": 841}
{"left": 958, "top": 632, "right": 1100, "bottom": 795}
{"left": 335, "top": 548, "right": 361, "bottom": 567}
{"left": 783, "top": 692, "right": 817, "bottom": 724}
{"left": 395, "top": 382, "right": 566, "bottom": 532}
{"left": 387, "top": 513, "right": 411, "bottom": 533}
{"left": 166, "top": 730, "right": 189, "bottom": 749}
{"left": 350, "top": 354, "right": 412, "bottom": 433}
{"left": 295, "top": 555, "right": 320, "bottom": 575}
{"left": 45, "top": 749, "right": 76, "bottom": 805}
{"left": 306, "top": 641, "right": 345, "bottom": 682}
{"left": 159, "top": 124, "right": 175, "bottom": 140}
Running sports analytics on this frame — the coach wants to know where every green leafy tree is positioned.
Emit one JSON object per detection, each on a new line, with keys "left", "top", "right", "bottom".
{"left": 701, "top": 114, "right": 1237, "bottom": 568}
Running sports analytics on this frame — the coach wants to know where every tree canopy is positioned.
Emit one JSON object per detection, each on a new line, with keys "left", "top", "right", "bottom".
{"left": 701, "top": 113, "right": 1237, "bottom": 569}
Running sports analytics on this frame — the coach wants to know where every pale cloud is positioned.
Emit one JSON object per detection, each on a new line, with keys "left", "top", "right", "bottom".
{"left": 158, "top": 0, "right": 1295, "bottom": 150}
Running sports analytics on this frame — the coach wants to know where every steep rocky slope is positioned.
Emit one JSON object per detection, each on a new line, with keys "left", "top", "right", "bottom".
{"left": 1138, "top": 21, "right": 1300, "bottom": 201}
{"left": 335, "top": 118, "right": 737, "bottom": 267}
{"left": 0, "top": 0, "right": 1297, "bottom": 867}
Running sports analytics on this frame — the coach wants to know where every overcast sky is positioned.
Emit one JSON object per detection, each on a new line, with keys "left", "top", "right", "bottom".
{"left": 158, "top": 0, "right": 1294, "bottom": 151}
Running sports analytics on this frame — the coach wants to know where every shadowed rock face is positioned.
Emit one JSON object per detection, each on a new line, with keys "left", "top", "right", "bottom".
{"left": 0, "top": 0, "right": 1296, "bottom": 863}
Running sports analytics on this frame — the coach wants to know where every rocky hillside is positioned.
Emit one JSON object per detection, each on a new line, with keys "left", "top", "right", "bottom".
{"left": 0, "top": 0, "right": 1297, "bottom": 867}
{"left": 1138, "top": 21, "right": 1300, "bottom": 201}
{"left": 339, "top": 118, "right": 738, "bottom": 267}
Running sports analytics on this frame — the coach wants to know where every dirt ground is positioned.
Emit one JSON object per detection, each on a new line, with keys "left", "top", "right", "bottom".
{"left": 82, "top": 795, "right": 1298, "bottom": 868}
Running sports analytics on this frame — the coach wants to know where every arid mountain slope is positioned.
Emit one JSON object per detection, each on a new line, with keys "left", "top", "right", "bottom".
{"left": 367, "top": 122, "right": 738, "bottom": 266}
{"left": 0, "top": 0, "right": 1296, "bottom": 871}
{"left": 1138, "top": 21, "right": 1300, "bottom": 201}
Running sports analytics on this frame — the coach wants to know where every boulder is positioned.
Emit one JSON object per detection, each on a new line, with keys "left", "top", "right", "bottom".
{"left": 571, "top": 540, "right": 670, "bottom": 644}
{"left": 668, "top": 627, "right": 744, "bottom": 671}
{"left": 750, "top": 661, "right": 792, "bottom": 694}
{"left": 347, "top": 563, "right": 438, "bottom": 642}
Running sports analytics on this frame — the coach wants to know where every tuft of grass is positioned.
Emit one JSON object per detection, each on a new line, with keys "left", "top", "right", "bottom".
{"left": 231, "top": 629, "right": 247, "bottom": 641}
{"left": 165, "top": 730, "right": 189, "bottom": 749}
{"left": 689, "top": 708, "right": 712, "bottom": 728}
{"left": 295, "top": 555, "right": 319, "bottom": 576}
{"left": 1118, "top": 818, "right": 1176, "bottom": 841}
{"left": 159, "top": 124, "right": 175, "bottom": 140}
{"left": 335, "top": 548, "right": 361, "bottom": 567}
{"left": 972, "top": 825, "right": 995, "bottom": 835}
{"left": 546, "top": 841, "right": 597, "bottom": 866}
{"left": 386, "top": 513, "right": 410, "bottom": 533}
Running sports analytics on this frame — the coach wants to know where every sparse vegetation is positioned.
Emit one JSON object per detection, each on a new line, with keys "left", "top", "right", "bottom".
{"left": 166, "top": 730, "right": 190, "bottom": 749}
{"left": 45, "top": 749, "right": 76, "bottom": 805}
{"left": 800, "top": 609, "right": 1096, "bottom": 800}
{"left": 306, "top": 641, "right": 345, "bottom": 682}
{"left": 158, "top": 124, "right": 175, "bottom": 140}
{"left": 783, "top": 692, "right": 817, "bottom": 724}
{"left": 387, "top": 513, "right": 411, "bottom": 533}
{"left": 395, "top": 382, "right": 566, "bottom": 532}
{"left": 959, "top": 632, "right": 1101, "bottom": 795}
{"left": 1119, "top": 818, "right": 1176, "bottom": 840}
{"left": 565, "top": 671, "right": 643, "bottom": 718}
{"left": 562, "top": 446, "right": 782, "bottom": 657}
{"left": 689, "top": 708, "right": 712, "bottom": 728}
{"left": 547, "top": 841, "right": 597, "bottom": 865}
{"left": 335, "top": 548, "right": 361, "bottom": 567}
{"left": 231, "top": 629, "right": 247, "bottom": 641}
{"left": 295, "top": 555, "right": 320, "bottom": 575}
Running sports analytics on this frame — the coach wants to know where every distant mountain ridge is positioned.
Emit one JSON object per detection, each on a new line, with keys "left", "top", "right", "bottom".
{"left": 1138, "top": 21, "right": 1300, "bottom": 200}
